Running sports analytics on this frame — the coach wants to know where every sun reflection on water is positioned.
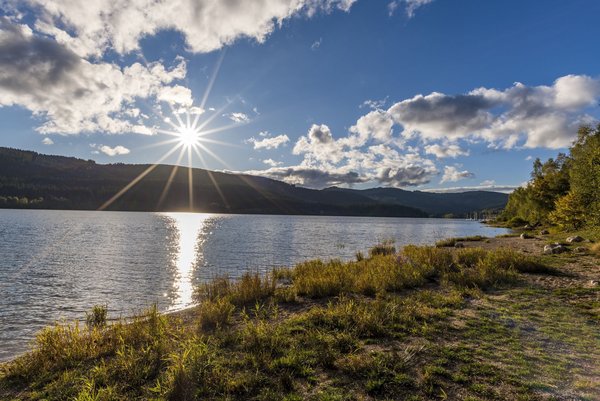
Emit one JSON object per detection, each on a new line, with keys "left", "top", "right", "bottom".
{"left": 165, "top": 212, "right": 209, "bottom": 310}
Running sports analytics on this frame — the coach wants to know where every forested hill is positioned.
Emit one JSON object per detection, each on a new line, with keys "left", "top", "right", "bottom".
{"left": 0, "top": 147, "right": 508, "bottom": 217}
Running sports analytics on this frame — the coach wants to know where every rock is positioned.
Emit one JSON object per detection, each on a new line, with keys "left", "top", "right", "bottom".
{"left": 574, "top": 247, "right": 587, "bottom": 253}
{"left": 454, "top": 242, "right": 465, "bottom": 248}
{"left": 566, "top": 236, "right": 584, "bottom": 243}
{"left": 591, "top": 280, "right": 599, "bottom": 287}
{"left": 543, "top": 243, "right": 568, "bottom": 255}
{"left": 524, "top": 224, "right": 532, "bottom": 229}
{"left": 520, "top": 233, "right": 531, "bottom": 239}
{"left": 539, "top": 229, "right": 549, "bottom": 235}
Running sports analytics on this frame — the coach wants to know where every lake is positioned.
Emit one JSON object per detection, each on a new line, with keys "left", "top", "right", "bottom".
{"left": 0, "top": 209, "right": 509, "bottom": 360}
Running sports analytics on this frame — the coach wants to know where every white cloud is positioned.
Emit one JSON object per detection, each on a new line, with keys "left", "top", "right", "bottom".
{"left": 385, "top": 74, "right": 600, "bottom": 149}
{"left": 388, "top": 0, "right": 432, "bottom": 17}
{"left": 480, "top": 179, "right": 496, "bottom": 186}
{"left": 311, "top": 37, "right": 322, "bottom": 50}
{"left": 248, "top": 134, "right": 290, "bottom": 149}
{"left": 97, "top": 145, "right": 131, "bottom": 156}
{"left": 0, "top": 18, "right": 191, "bottom": 135}
{"left": 424, "top": 143, "right": 469, "bottom": 158}
{"left": 403, "top": 0, "right": 435, "bottom": 18}
{"left": 262, "top": 158, "right": 283, "bottom": 167}
{"left": 0, "top": 1, "right": 358, "bottom": 136}
{"left": 249, "top": 123, "right": 438, "bottom": 188}
{"left": 423, "top": 184, "right": 516, "bottom": 194}
{"left": 440, "top": 165, "right": 474, "bottom": 183}
{"left": 347, "top": 110, "right": 395, "bottom": 145}
{"left": 8, "top": 0, "right": 357, "bottom": 57}
{"left": 360, "top": 97, "right": 388, "bottom": 110}
{"left": 244, "top": 166, "right": 366, "bottom": 188}
{"left": 41, "top": 137, "right": 54, "bottom": 145}
{"left": 525, "top": 155, "right": 533, "bottom": 161}
{"left": 226, "top": 112, "right": 250, "bottom": 123}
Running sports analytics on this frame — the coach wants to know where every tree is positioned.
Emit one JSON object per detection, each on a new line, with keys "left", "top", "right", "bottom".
{"left": 549, "top": 192, "right": 586, "bottom": 230}
{"left": 568, "top": 125, "right": 600, "bottom": 225}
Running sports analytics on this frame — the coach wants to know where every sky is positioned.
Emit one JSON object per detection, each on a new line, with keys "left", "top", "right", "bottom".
{"left": 1, "top": 0, "right": 600, "bottom": 192}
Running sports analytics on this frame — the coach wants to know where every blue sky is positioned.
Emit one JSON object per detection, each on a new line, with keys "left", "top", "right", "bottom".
{"left": 1, "top": 0, "right": 600, "bottom": 191}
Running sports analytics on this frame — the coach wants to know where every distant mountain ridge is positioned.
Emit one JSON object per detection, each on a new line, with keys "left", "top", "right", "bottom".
{"left": 0, "top": 147, "right": 508, "bottom": 217}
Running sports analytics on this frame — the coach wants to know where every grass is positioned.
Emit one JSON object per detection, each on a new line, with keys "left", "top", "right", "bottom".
{"left": 0, "top": 242, "right": 595, "bottom": 400}
{"left": 435, "top": 235, "right": 487, "bottom": 247}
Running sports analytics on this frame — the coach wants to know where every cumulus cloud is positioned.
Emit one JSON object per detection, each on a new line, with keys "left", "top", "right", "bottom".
{"left": 440, "top": 166, "right": 474, "bottom": 183}
{"left": 0, "top": 1, "right": 358, "bottom": 136}
{"left": 248, "top": 123, "right": 438, "bottom": 188}
{"left": 480, "top": 179, "right": 496, "bottom": 186}
{"left": 41, "top": 137, "right": 54, "bottom": 145}
{"left": 245, "top": 166, "right": 366, "bottom": 188}
{"left": 6, "top": 0, "right": 357, "bottom": 57}
{"left": 0, "top": 18, "right": 191, "bottom": 135}
{"left": 248, "top": 134, "right": 290, "bottom": 150}
{"left": 424, "top": 143, "right": 469, "bottom": 158}
{"left": 97, "top": 145, "right": 131, "bottom": 156}
{"left": 386, "top": 75, "right": 600, "bottom": 149}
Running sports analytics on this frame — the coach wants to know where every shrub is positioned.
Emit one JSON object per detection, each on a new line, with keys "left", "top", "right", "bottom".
{"left": 507, "top": 216, "right": 529, "bottom": 228}
{"left": 195, "top": 272, "right": 276, "bottom": 306}
{"left": 198, "top": 298, "right": 235, "bottom": 331}
{"left": 368, "top": 240, "right": 396, "bottom": 257}
{"left": 86, "top": 304, "right": 108, "bottom": 328}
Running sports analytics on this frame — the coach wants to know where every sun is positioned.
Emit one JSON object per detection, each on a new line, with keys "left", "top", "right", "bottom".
{"left": 177, "top": 126, "right": 201, "bottom": 147}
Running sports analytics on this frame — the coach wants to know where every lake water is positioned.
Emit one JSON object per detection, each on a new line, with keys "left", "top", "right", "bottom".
{"left": 0, "top": 209, "right": 509, "bottom": 360}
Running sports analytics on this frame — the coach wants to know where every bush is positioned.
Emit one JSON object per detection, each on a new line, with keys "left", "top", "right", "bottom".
{"left": 368, "top": 240, "right": 396, "bottom": 257}
{"left": 507, "top": 216, "right": 529, "bottom": 228}
{"left": 549, "top": 192, "right": 586, "bottom": 231}
{"left": 198, "top": 298, "right": 235, "bottom": 331}
{"left": 195, "top": 272, "right": 277, "bottom": 306}
{"left": 86, "top": 304, "right": 108, "bottom": 328}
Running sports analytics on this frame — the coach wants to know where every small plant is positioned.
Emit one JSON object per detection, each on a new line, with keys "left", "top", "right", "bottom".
{"left": 198, "top": 298, "right": 235, "bottom": 331}
{"left": 368, "top": 240, "right": 396, "bottom": 257}
{"left": 355, "top": 251, "right": 365, "bottom": 261}
{"left": 436, "top": 236, "right": 487, "bottom": 247}
{"left": 86, "top": 304, "right": 108, "bottom": 328}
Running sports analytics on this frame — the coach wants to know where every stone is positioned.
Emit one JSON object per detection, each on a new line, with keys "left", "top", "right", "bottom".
{"left": 543, "top": 243, "right": 568, "bottom": 255}
{"left": 454, "top": 242, "right": 465, "bottom": 248}
{"left": 520, "top": 233, "right": 531, "bottom": 239}
{"left": 574, "top": 247, "right": 587, "bottom": 253}
{"left": 591, "top": 280, "right": 599, "bottom": 287}
{"left": 539, "top": 229, "right": 549, "bottom": 235}
{"left": 566, "top": 236, "right": 584, "bottom": 243}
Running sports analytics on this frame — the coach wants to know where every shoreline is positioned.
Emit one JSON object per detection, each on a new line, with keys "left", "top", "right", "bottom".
{"left": 2, "top": 231, "right": 598, "bottom": 400}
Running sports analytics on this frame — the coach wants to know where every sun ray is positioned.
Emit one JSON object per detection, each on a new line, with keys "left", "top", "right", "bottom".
{"left": 187, "top": 146, "right": 194, "bottom": 211}
{"left": 195, "top": 142, "right": 231, "bottom": 169}
{"left": 157, "top": 146, "right": 186, "bottom": 210}
{"left": 137, "top": 138, "right": 182, "bottom": 150}
{"left": 197, "top": 137, "right": 242, "bottom": 148}
{"left": 200, "top": 50, "right": 226, "bottom": 110}
{"left": 98, "top": 144, "right": 183, "bottom": 211}
{"left": 193, "top": 146, "right": 230, "bottom": 210}
{"left": 198, "top": 122, "right": 246, "bottom": 138}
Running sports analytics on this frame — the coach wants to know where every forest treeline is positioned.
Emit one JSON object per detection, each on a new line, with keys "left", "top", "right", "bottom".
{"left": 0, "top": 147, "right": 508, "bottom": 217}
{"left": 500, "top": 125, "right": 600, "bottom": 229}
